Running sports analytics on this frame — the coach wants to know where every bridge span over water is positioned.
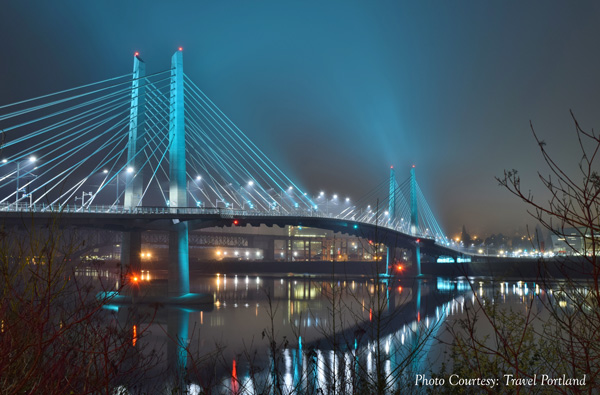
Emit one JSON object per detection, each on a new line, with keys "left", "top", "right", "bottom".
{"left": 0, "top": 50, "right": 470, "bottom": 298}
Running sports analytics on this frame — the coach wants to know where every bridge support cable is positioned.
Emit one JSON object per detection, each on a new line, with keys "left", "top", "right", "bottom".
{"left": 184, "top": 113, "right": 275, "bottom": 212}
{"left": 184, "top": 100, "right": 291, "bottom": 212}
{"left": 9, "top": 109, "right": 131, "bottom": 207}
{"left": 137, "top": 106, "right": 231, "bottom": 209}
{"left": 0, "top": 70, "right": 167, "bottom": 120}
{"left": 416, "top": 182, "right": 449, "bottom": 244}
{"left": 0, "top": 65, "right": 172, "bottom": 210}
{"left": 0, "top": 72, "right": 169, "bottom": 149}
{"left": 0, "top": 101, "right": 129, "bottom": 204}
{"left": 182, "top": 85, "right": 296, "bottom": 211}
{"left": 183, "top": 76, "right": 316, "bottom": 210}
{"left": 36, "top": 91, "right": 172, "bottom": 209}
{"left": 184, "top": 85, "right": 295, "bottom": 211}
{"left": 61, "top": 80, "right": 171, "bottom": 209}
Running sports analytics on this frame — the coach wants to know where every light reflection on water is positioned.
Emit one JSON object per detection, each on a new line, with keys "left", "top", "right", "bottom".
{"left": 95, "top": 272, "right": 572, "bottom": 394}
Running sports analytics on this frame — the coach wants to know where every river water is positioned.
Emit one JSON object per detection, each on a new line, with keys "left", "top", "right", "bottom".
{"left": 96, "top": 267, "right": 575, "bottom": 394}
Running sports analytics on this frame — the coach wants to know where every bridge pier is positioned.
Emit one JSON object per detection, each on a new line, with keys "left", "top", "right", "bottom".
{"left": 121, "top": 230, "right": 142, "bottom": 278}
{"left": 249, "top": 236, "right": 275, "bottom": 261}
{"left": 169, "top": 223, "right": 190, "bottom": 296}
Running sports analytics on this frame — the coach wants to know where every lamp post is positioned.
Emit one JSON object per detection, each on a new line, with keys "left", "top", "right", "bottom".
{"left": 103, "top": 169, "right": 128, "bottom": 207}
{"left": 14, "top": 156, "right": 37, "bottom": 205}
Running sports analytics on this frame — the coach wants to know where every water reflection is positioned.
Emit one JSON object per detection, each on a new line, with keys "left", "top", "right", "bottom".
{"left": 105, "top": 274, "right": 578, "bottom": 393}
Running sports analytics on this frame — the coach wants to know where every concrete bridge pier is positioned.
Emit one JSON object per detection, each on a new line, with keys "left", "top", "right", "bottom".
{"left": 169, "top": 222, "right": 190, "bottom": 297}
{"left": 249, "top": 235, "right": 275, "bottom": 261}
{"left": 121, "top": 230, "right": 142, "bottom": 279}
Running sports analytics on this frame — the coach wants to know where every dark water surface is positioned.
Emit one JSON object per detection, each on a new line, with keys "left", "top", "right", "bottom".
{"left": 101, "top": 269, "right": 563, "bottom": 394}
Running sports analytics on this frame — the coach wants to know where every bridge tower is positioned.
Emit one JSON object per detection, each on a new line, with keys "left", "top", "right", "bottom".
{"left": 388, "top": 166, "right": 396, "bottom": 223}
{"left": 410, "top": 165, "right": 418, "bottom": 235}
{"left": 410, "top": 165, "right": 422, "bottom": 276}
{"left": 121, "top": 53, "right": 147, "bottom": 278}
{"left": 124, "top": 54, "right": 146, "bottom": 208}
{"left": 386, "top": 166, "right": 396, "bottom": 277}
{"left": 168, "top": 49, "right": 190, "bottom": 297}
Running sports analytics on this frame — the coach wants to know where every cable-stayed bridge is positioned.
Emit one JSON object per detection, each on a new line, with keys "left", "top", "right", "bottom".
{"left": 0, "top": 50, "right": 467, "bottom": 298}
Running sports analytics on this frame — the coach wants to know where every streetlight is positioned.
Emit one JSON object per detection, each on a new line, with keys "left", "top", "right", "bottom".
{"left": 103, "top": 169, "right": 124, "bottom": 206}
{"left": 188, "top": 176, "right": 203, "bottom": 207}
{"left": 15, "top": 156, "right": 37, "bottom": 205}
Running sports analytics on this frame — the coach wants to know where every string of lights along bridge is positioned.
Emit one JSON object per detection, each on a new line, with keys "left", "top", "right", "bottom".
{"left": 0, "top": 49, "right": 466, "bottom": 295}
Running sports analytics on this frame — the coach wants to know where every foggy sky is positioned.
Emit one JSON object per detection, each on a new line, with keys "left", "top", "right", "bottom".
{"left": 1, "top": 1, "right": 599, "bottom": 236}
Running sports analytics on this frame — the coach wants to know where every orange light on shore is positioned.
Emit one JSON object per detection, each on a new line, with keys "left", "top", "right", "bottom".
{"left": 133, "top": 325, "right": 137, "bottom": 346}
{"left": 397, "top": 265, "right": 403, "bottom": 271}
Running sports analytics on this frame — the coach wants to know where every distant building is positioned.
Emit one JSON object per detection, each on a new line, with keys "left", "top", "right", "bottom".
{"left": 550, "top": 228, "right": 596, "bottom": 255}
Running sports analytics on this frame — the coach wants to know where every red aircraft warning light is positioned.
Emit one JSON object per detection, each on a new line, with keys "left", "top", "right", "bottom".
{"left": 178, "top": 46, "right": 183, "bottom": 51}
{"left": 134, "top": 51, "right": 139, "bottom": 57}
{"left": 233, "top": 219, "right": 239, "bottom": 226}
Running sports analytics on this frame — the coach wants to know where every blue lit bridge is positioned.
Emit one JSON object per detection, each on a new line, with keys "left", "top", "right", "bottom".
{"left": 0, "top": 50, "right": 468, "bottom": 298}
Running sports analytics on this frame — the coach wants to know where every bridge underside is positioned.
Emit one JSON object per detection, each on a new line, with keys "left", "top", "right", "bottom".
{"left": 0, "top": 211, "right": 461, "bottom": 260}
